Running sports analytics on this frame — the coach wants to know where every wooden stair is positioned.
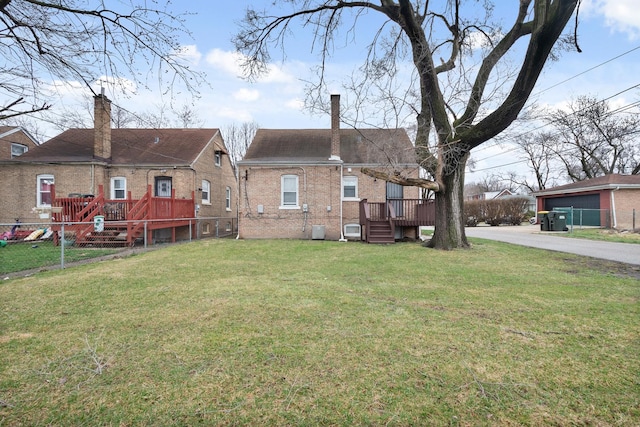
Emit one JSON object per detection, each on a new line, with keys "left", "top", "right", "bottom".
{"left": 75, "top": 224, "right": 143, "bottom": 247}
{"left": 367, "top": 220, "right": 395, "bottom": 244}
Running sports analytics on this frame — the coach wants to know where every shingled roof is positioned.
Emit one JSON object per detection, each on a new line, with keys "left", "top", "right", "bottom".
{"left": 241, "top": 128, "right": 416, "bottom": 165}
{"left": 534, "top": 174, "right": 640, "bottom": 196}
{"left": 13, "top": 128, "right": 224, "bottom": 165}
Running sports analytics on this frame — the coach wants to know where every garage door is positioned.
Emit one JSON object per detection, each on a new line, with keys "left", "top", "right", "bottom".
{"left": 544, "top": 194, "right": 601, "bottom": 226}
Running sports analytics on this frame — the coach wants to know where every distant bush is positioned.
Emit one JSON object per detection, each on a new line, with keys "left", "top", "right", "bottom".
{"left": 464, "top": 197, "right": 531, "bottom": 226}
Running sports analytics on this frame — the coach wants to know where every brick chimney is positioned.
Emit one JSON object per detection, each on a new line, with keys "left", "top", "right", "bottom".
{"left": 329, "top": 94, "right": 341, "bottom": 160}
{"left": 93, "top": 92, "right": 112, "bottom": 161}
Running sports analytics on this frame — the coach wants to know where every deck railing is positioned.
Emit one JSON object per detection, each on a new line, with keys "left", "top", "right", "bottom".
{"left": 360, "top": 199, "right": 435, "bottom": 227}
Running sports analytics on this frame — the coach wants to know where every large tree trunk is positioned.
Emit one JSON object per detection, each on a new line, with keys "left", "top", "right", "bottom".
{"left": 427, "top": 155, "right": 469, "bottom": 250}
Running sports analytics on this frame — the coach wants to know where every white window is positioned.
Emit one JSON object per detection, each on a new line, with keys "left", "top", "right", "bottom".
{"left": 110, "top": 177, "right": 127, "bottom": 199}
{"left": 225, "top": 186, "right": 231, "bottom": 211}
{"left": 37, "top": 174, "right": 54, "bottom": 207}
{"left": 202, "top": 180, "right": 211, "bottom": 204}
{"left": 11, "top": 143, "right": 28, "bottom": 158}
{"left": 344, "top": 224, "right": 361, "bottom": 238}
{"left": 342, "top": 176, "right": 358, "bottom": 200}
{"left": 281, "top": 175, "right": 299, "bottom": 208}
{"left": 215, "top": 151, "right": 221, "bottom": 166}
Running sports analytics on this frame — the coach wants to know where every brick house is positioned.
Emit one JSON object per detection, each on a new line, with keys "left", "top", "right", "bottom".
{"left": 0, "top": 126, "right": 40, "bottom": 160}
{"left": 533, "top": 174, "right": 640, "bottom": 230}
{"left": 0, "top": 95, "right": 237, "bottom": 241}
{"left": 237, "top": 94, "right": 433, "bottom": 242}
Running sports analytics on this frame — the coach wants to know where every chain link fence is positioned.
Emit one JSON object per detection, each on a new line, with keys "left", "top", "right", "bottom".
{"left": 553, "top": 208, "right": 638, "bottom": 231}
{"left": 0, "top": 217, "right": 236, "bottom": 277}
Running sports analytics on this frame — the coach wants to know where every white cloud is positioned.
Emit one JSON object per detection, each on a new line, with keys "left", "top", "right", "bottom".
{"left": 285, "top": 98, "right": 304, "bottom": 111}
{"left": 233, "top": 88, "right": 260, "bottom": 102}
{"left": 175, "top": 44, "right": 203, "bottom": 66}
{"left": 217, "top": 106, "right": 254, "bottom": 122}
{"left": 584, "top": 0, "right": 640, "bottom": 39}
{"left": 205, "top": 48, "right": 299, "bottom": 84}
{"left": 205, "top": 48, "right": 245, "bottom": 77}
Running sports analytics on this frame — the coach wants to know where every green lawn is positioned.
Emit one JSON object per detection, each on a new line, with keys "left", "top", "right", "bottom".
{"left": 1, "top": 239, "right": 638, "bottom": 425}
{"left": 566, "top": 227, "right": 640, "bottom": 244}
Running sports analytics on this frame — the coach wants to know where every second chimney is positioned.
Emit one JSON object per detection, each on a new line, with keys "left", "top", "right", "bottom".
{"left": 329, "top": 94, "right": 341, "bottom": 161}
{"left": 94, "top": 93, "right": 112, "bottom": 161}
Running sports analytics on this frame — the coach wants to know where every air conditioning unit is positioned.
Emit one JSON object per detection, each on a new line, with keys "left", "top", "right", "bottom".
{"left": 311, "top": 225, "right": 325, "bottom": 240}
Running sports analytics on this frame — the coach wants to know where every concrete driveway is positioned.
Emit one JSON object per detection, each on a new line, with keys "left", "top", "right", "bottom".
{"left": 465, "top": 225, "right": 640, "bottom": 266}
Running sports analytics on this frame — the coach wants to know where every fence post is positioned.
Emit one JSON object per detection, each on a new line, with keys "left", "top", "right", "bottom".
{"left": 216, "top": 219, "right": 219, "bottom": 238}
{"left": 189, "top": 220, "right": 192, "bottom": 242}
{"left": 144, "top": 220, "right": 148, "bottom": 248}
{"left": 60, "top": 223, "right": 65, "bottom": 270}
{"left": 634, "top": 209, "right": 636, "bottom": 231}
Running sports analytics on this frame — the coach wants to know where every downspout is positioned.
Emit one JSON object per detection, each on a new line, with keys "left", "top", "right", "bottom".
{"left": 90, "top": 164, "right": 95, "bottom": 195}
{"left": 236, "top": 166, "right": 241, "bottom": 239}
{"left": 611, "top": 186, "right": 619, "bottom": 229}
{"left": 339, "top": 163, "right": 347, "bottom": 242}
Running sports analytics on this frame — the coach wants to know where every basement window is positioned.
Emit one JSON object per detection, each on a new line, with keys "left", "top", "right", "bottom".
{"left": 344, "top": 223, "right": 361, "bottom": 239}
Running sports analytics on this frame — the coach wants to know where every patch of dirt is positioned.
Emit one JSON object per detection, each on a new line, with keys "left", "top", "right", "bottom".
{"left": 563, "top": 257, "right": 640, "bottom": 280}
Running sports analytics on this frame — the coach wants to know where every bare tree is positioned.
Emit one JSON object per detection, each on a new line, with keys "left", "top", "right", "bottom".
{"left": 234, "top": 0, "right": 579, "bottom": 249}
{"left": 175, "top": 104, "right": 205, "bottom": 128}
{"left": 0, "top": 0, "right": 204, "bottom": 121}
{"left": 516, "top": 131, "right": 560, "bottom": 191}
{"left": 111, "top": 104, "right": 137, "bottom": 129}
{"left": 546, "top": 95, "right": 640, "bottom": 180}
{"left": 222, "top": 121, "right": 260, "bottom": 175}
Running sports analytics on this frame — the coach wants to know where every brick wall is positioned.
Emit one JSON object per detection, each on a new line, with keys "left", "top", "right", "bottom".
{"left": 0, "top": 163, "right": 96, "bottom": 222}
{"left": 613, "top": 189, "right": 639, "bottom": 230}
{"left": 238, "top": 164, "right": 420, "bottom": 240}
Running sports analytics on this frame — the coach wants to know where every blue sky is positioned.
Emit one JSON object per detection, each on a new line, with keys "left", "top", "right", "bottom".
{"left": 39, "top": 1, "right": 640, "bottom": 182}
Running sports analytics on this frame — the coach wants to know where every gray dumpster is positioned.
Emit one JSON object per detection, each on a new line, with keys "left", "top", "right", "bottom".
{"left": 548, "top": 211, "right": 567, "bottom": 231}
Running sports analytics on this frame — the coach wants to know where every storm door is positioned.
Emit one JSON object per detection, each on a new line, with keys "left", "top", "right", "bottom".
{"left": 155, "top": 177, "right": 172, "bottom": 197}
{"left": 386, "top": 182, "right": 404, "bottom": 217}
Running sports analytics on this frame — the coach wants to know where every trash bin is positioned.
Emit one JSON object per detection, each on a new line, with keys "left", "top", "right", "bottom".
{"left": 538, "top": 211, "right": 550, "bottom": 231}
{"left": 548, "top": 211, "right": 567, "bottom": 231}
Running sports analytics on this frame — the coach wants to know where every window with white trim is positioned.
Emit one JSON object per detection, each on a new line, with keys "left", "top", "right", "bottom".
{"left": 202, "top": 180, "right": 211, "bottom": 204}
{"left": 110, "top": 177, "right": 127, "bottom": 199}
{"left": 11, "top": 143, "right": 28, "bottom": 158}
{"left": 214, "top": 151, "right": 221, "bottom": 166}
{"left": 342, "top": 175, "right": 358, "bottom": 200}
{"left": 225, "top": 186, "right": 231, "bottom": 210}
{"left": 37, "top": 174, "right": 54, "bottom": 207}
{"left": 281, "top": 175, "right": 299, "bottom": 208}
{"left": 344, "top": 223, "right": 361, "bottom": 238}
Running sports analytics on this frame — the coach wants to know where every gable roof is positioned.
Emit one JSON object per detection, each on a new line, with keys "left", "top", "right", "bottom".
{"left": 241, "top": 128, "right": 416, "bottom": 165}
{"left": 13, "top": 128, "right": 224, "bottom": 165}
{"left": 534, "top": 174, "right": 640, "bottom": 196}
{"left": 0, "top": 126, "right": 40, "bottom": 146}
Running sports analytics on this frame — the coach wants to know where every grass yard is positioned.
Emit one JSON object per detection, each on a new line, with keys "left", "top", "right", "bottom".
{"left": 0, "top": 239, "right": 638, "bottom": 425}
{"left": 0, "top": 240, "right": 120, "bottom": 276}
{"left": 565, "top": 227, "right": 640, "bottom": 244}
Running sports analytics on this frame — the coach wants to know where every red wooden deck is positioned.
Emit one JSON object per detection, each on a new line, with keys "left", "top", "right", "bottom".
{"left": 51, "top": 184, "right": 196, "bottom": 246}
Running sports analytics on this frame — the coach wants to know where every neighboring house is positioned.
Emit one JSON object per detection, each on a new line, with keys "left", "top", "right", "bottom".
{"left": 237, "top": 94, "right": 434, "bottom": 243}
{"left": 0, "top": 94, "right": 237, "bottom": 243}
{"left": 465, "top": 189, "right": 513, "bottom": 201}
{"left": 533, "top": 174, "right": 640, "bottom": 229}
{"left": 0, "top": 126, "right": 40, "bottom": 160}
